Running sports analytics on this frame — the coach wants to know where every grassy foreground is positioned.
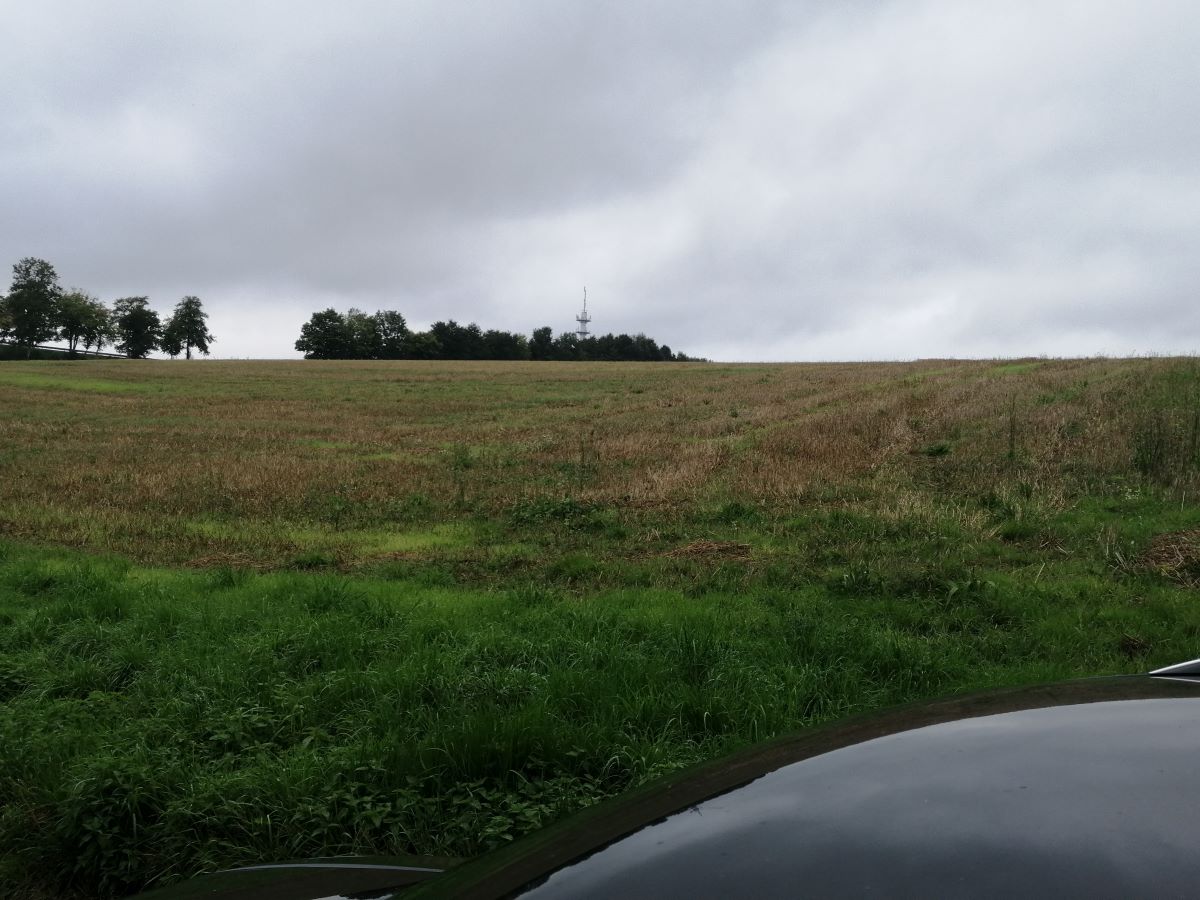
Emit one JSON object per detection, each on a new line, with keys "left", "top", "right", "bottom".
{"left": 2, "top": 357, "right": 1200, "bottom": 896}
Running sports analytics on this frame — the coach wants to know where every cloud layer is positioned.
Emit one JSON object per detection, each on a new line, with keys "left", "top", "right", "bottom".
{"left": 3, "top": 1, "right": 1199, "bottom": 359}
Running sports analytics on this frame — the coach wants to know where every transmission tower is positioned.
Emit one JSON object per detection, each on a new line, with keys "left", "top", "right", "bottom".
{"left": 575, "top": 287, "right": 592, "bottom": 339}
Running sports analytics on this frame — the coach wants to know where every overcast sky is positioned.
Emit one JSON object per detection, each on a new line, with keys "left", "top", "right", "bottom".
{"left": 3, "top": 1, "right": 1199, "bottom": 360}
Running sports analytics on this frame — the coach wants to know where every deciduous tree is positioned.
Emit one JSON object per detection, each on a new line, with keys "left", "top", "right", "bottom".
{"left": 375, "top": 310, "right": 409, "bottom": 359}
{"left": 5, "top": 257, "right": 61, "bottom": 357}
{"left": 344, "top": 308, "right": 381, "bottom": 359}
{"left": 162, "top": 295, "right": 215, "bottom": 359}
{"left": 57, "top": 290, "right": 109, "bottom": 356}
{"left": 113, "top": 297, "right": 162, "bottom": 359}
{"left": 551, "top": 332, "right": 580, "bottom": 361}
{"left": 530, "top": 326, "right": 553, "bottom": 360}
{"left": 403, "top": 331, "right": 442, "bottom": 359}
{"left": 295, "top": 308, "right": 354, "bottom": 359}
{"left": 292, "top": 306, "right": 699, "bottom": 362}
{"left": 80, "top": 300, "right": 116, "bottom": 354}
{"left": 483, "top": 329, "right": 529, "bottom": 360}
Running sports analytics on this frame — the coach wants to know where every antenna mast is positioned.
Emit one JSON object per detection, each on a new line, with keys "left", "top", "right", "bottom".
{"left": 575, "top": 286, "right": 592, "bottom": 339}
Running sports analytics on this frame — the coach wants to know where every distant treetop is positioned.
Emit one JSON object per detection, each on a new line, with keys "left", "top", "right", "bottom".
{"left": 293, "top": 308, "right": 701, "bottom": 362}
{"left": 1, "top": 256, "right": 215, "bottom": 360}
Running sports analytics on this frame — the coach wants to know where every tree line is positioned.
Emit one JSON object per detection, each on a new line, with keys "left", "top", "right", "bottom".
{"left": 0, "top": 257, "right": 215, "bottom": 359}
{"left": 296, "top": 308, "right": 700, "bottom": 361}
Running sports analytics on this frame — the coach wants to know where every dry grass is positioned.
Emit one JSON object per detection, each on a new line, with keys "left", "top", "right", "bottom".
{"left": 1138, "top": 530, "right": 1200, "bottom": 587}
{"left": 0, "top": 356, "right": 1191, "bottom": 568}
{"left": 663, "top": 540, "right": 753, "bottom": 559}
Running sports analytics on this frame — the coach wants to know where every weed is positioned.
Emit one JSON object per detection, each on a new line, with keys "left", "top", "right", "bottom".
{"left": 1007, "top": 394, "right": 1019, "bottom": 462}
{"left": 208, "top": 566, "right": 251, "bottom": 589}
{"left": 383, "top": 492, "right": 436, "bottom": 523}
{"left": 546, "top": 553, "right": 601, "bottom": 584}
{"left": 447, "top": 444, "right": 476, "bottom": 507}
{"left": 508, "top": 497, "right": 605, "bottom": 532}
{"left": 997, "top": 519, "right": 1039, "bottom": 542}
{"left": 711, "top": 500, "right": 761, "bottom": 525}
{"left": 303, "top": 488, "right": 358, "bottom": 527}
{"left": 288, "top": 551, "right": 337, "bottom": 570}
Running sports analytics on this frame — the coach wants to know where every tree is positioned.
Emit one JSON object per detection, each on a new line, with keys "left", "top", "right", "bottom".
{"left": 57, "top": 290, "right": 110, "bottom": 356}
{"left": 344, "top": 308, "right": 381, "bottom": 359}
{"left": 160, "top": 323, "right": 183, "bottom": 359}
{"left": 530, "top": 326, "right": 554, "bottom": 360}
{"left": 290, "top": 305, "right": 699, "bottom": 362}
{"left": 112, "top": 297, "right": 161, "bottom": 358}
{"left": 428, "top": 320, "right": 490, "bottom": 360}
{"left": 483, "top": 329, "right": 529, "bottom": 360}
{"left": 403, "top": 331, "right": 442, "bottom": 359}
{"left": 80, "top": 300, "right": 115, "bottom": 354}
{"left": 462, "top": 323, "right": 486, "bottom": 359}
{"left": 162, "top": 295, "right": 214, "bottom": 360}
{"left": 295, "top": 308, "right": 354, "bottom": 359}
{"left": 429, "top": 320, "right": 463, "bottom": 359}
{"left": 551, "top": 332, "right": 580, "bottom": 361}
{"left": 5, "top": 257, "right": 61, "bottom": 358}
{"left": 375, "top": 310, "right": 409, "bottom": 359}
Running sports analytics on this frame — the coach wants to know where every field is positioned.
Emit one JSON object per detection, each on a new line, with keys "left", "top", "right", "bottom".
{"left": 2, "top": 357, "right": 1200, "bottom": 897}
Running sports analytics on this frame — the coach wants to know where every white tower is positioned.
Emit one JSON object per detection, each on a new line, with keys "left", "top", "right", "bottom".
{"left": 575, "top": 287, "right": 592, "bottom": 339}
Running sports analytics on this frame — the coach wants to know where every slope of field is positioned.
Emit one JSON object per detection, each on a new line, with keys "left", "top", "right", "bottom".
{"left": 2, "top": 357, "right": 1199, "bottom": 897}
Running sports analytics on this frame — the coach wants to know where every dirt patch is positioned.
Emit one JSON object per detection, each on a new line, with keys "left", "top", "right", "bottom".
{"left": 664, "top": 540, "right": 752, "bottom": 560}
{"left": 1138, "top": 530, "right": 1200, "bottom": 587}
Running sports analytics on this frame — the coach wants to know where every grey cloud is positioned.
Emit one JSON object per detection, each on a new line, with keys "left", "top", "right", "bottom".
{"left": 2, "top": 1, "right": 1199, "bottom": 359}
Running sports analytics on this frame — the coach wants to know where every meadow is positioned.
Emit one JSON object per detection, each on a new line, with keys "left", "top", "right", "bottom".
{"left": 2, "top": 356, "right": 1200, "bottom": 897}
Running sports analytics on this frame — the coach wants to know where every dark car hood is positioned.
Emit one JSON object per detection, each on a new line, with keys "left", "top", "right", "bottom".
{"left": 422, "top": 674, "right": 1200, "bottom": 898}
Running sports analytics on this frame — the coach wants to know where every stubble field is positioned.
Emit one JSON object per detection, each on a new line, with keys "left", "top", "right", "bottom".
{"left": 2, "top": 357, "right": 1200, "bottom": 897}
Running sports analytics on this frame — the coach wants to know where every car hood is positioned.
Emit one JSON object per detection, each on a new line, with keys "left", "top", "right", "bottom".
{"left": 422, "top": 674, "right": 1200, "bottom": 898}
{"left": 136, "top": 675, "right": 1200, "bottom": 899}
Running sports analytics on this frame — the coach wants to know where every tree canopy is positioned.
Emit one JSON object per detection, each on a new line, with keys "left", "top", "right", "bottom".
{"left": 295, "top": 308, "right": 356, "bottom": 359}
{"left": 112, "top": 297, "right": 162, "bottom": 359}
{"left": 162, "top": 296, "right": 215, "bottom": 359}
{"left": 0, "top": 254, "right": 690, "bottom": 363}
{"left": 4, "top": 257, "right": 62, "bottom": 357}
{"left": 0, "top": 256, "right": 213, "bottom": 359}
{"left": 57, "top": 291, "right": 112, "bottom": 355}
{"left": 293, "top": 308, "right": 699, "bottom": 362}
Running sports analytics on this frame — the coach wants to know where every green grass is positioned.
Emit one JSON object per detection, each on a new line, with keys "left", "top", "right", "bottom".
{"left": 3, "top": 503, "right": 1200, "bottom": 897}
{"left": 183, "top": 520, "right": 472, "bottom": 556}
{"left": 0, "top": 371, "right": 159, "bottom": 394}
